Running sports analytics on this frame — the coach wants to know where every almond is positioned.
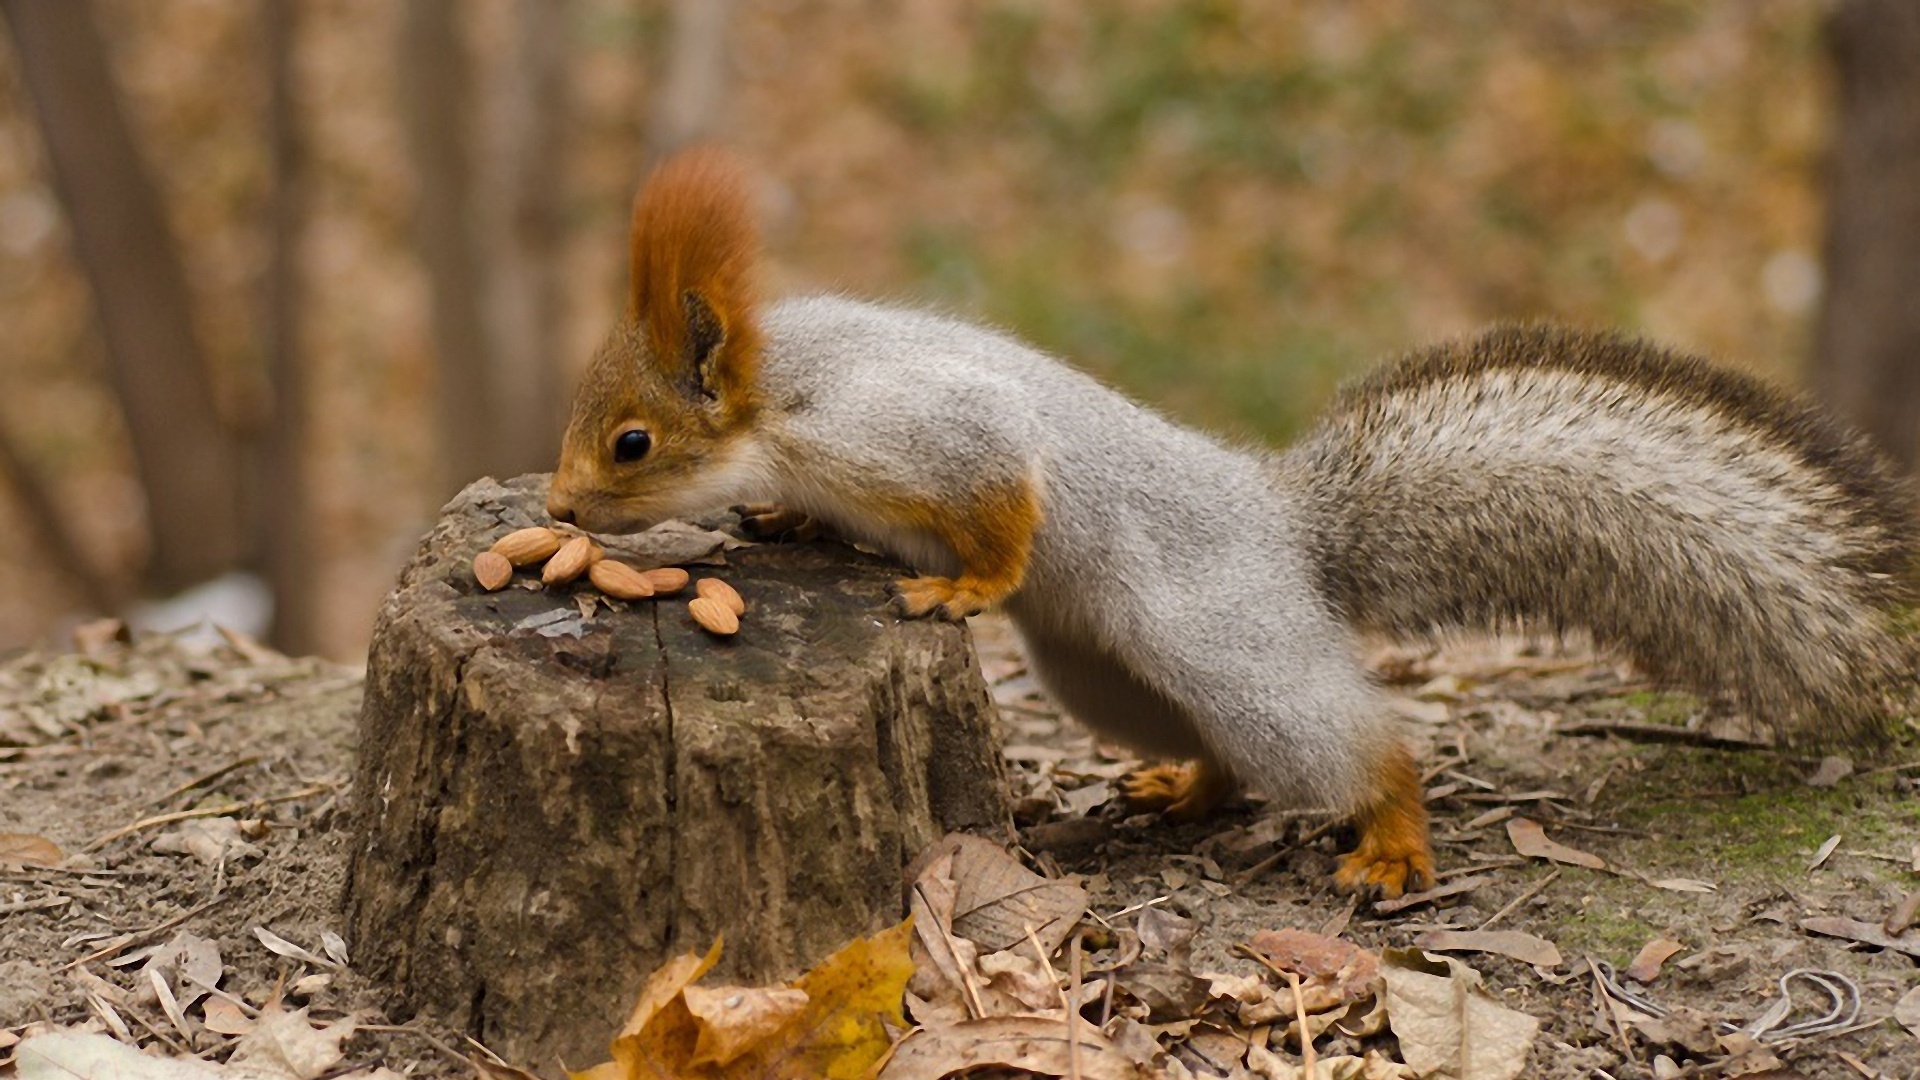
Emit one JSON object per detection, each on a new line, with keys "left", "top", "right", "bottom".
{"left": 542, "top": 536, "right": 600, "bottom": 585}
{"left": 589, "top": 560, "right": 655, "bottom": 600}
{"left": 695, "top": 577, "right": 745, "bottom": 616}
{"left": 490, "top": 526, "right": 563, "bottom": 567}
{"left": 643, "top": 567, "right": 691, "bottom": 595}
{"left": 688, "top": 596, "right": 739, "bottom": 636}
{"left": 473, "top": 551, "right": 513, "bottom": 591}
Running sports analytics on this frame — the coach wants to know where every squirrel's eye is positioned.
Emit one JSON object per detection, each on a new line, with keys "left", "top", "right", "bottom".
{"left": 613, "top": 429, "right": 651, "bottom": 463}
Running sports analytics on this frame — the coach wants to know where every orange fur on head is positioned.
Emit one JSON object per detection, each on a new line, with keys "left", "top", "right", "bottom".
{"left": 628, "top": 147, "right": 761, "bottom": 419}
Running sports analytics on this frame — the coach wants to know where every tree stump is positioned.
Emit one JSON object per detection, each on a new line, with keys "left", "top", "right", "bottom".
{"left": 342, "top": 476, "right": 1009, "bottom": 1066}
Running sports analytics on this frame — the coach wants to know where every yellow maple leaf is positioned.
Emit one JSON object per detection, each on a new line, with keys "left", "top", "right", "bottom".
{"left": 575, "top": 920, "right": 915, "bottom": 1080}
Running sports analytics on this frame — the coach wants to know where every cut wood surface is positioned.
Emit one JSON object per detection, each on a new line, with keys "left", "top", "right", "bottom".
{"left": 342, "top": 475, "right": 1008, "bottom": 1066}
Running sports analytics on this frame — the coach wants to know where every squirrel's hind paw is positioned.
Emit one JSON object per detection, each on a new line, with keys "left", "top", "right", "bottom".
{"left": 889, "top": 575, "right": 989, "bottom": 620}
{"left": 1120, "top": 760, "right": 1235, "bottom": 822}
{"left": 1333, "top": 845, "right": 1435, "bottom": 899}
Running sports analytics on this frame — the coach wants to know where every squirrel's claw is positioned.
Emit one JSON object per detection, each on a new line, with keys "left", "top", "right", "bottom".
{"left": 1333, "top": 847, "right": 1435, "bottom": 899}
{"left": 890, "top": 575, "right": 987, "bottom": 621}
{"left": 1120, "top": 760, "right": 1235, "bottom": 822}
{"left": 735, "top": 503, "right": 821, "bottom": 542}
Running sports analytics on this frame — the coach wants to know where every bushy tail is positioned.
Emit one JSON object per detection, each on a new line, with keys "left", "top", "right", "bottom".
{"left": 1283, "top": 323, "right": 1916, "bottom": 742}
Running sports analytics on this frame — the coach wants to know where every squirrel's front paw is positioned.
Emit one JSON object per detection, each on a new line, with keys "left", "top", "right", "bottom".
{"left": 735, "top": 503, "right": 821, "bottom": 542}
{"left": 889, "top": 575, "right": 988, "bottom": 620}
{"left": 1120, "top": 761, "right": 1235, "bottom": 822}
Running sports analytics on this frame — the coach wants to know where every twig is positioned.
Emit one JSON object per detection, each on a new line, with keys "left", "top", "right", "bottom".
{"left": 87, "top": 783, "right": 334, "bottom": 850}
{"left": 57, "top": 895, "right": 230, "bottom": 972}
{"left": 1284, "top": 971, "right": 1316, "bottom": 1075}
{"left": 1067, "top": 931, "right": 1085, "bottom": 1080}
{"left": 1023, "top": 925, "right": 1077, "bottom": 1080}
{"left": 1477, "top": 868, "right": 1562, "bottom": 931}
{"left": 359, "top": 1024, "right": 471, "bottom": 1067}
{"left": 146, "top": 756, "right": 262, "bottom": 810}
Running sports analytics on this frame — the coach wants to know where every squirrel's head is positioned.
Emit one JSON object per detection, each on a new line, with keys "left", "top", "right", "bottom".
{"left": 548, "top": 149, "right": 764, "bottom": 533}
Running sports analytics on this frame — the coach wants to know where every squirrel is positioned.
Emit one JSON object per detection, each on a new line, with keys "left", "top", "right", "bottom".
{"left": 546, "top": 149, "right": 1917, "bottom": 898}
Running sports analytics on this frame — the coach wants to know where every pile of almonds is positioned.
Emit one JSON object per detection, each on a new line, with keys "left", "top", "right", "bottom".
{"left": 473, "top": 526, "right": 745, "bottom": 637}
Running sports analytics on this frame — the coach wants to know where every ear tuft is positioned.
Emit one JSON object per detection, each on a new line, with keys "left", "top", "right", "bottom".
{"left": 629, "top": 148, "right": 761, "bottom": 414}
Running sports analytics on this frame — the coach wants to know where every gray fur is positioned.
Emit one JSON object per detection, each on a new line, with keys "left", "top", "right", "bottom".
{"left": 705, "top": 298, "right": 1911, "bottom": 810}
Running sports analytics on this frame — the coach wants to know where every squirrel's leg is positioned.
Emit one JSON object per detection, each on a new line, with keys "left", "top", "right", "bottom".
{"left": 1333, "top": 743, "right": 1433, "bottom": 897}
{"left": 890, "top": 479, "right": 1040, "bottom": 621}
{"left": 734, "top": 503, "right": 823, "bottom": 542}
{"left": 1120, "top": 759, "right": 1237, "bottom": 821}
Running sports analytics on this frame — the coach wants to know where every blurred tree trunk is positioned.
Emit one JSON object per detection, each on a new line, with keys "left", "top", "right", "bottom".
{"left": 400, "top": 0, "right": 502, "bottom": 496}
{"left": 1, "top": 0, "right": 242, "bottom": 593}
{"left": 0, "top": 419, "right": 118, "bottom": 614}
{"left": 258, "top": 0, "right": 319, "bottom": 654}
{"left": 644, "top": 0, "right": 737, "bottom": 169}
{"left": 1814, "top": 0, "right": 1920, "bottom": 471}
{"left": 478, "top": 0, "right": 571, "bottom": 472}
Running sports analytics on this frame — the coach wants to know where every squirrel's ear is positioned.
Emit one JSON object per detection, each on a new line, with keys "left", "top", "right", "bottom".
{"left": 628, "top": 148, "right": 761, "bottom": 417}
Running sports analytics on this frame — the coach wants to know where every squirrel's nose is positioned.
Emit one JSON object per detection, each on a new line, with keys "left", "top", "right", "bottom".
{"left": 546, "top": 496, "right": 576, "bottom": 525}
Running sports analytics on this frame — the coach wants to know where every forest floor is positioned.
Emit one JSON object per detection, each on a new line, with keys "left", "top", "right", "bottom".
{"left": 1, "top": 605, "right": 1917, "bottom": 1079}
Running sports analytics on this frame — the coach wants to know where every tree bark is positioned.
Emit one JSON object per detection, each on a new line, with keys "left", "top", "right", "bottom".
{"left": 0, "top": 0, "right": 242, "bottom": 593}
{"left": 1813, "top": 0, "right": 1920, "bottom": 471}
{"left": 257, "top": 0, "right": 319, "bottom": 655}
{"left": 343, "top": 477, "right": 1010, "bottom": 1067}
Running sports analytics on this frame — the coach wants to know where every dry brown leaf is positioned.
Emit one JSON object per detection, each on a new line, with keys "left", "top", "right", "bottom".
{"left": 1412, "top": 930, "right": 1562, "bottom": 969}
{"left": 14, "top": 1031, "right": 222, "bottom": 1080}
{"left": 1245, "top": 929, "right": 1381, "bottom": 1012}
{"left": 201, "top": 996, "right": 256, "bottom": 1036}
{"left": 1624, "top": 938, "right": 1685, "bottom": 984}
{"left": 879, "top": 1015, "right": 1149, "bottom": 1080}
{"left": 926, "top": 834, "right": 1087, "bottom": 955}
{"left": 1893, "top": 985, "right": 1920, "bottom": 1042}
{"left": 1505, "top": 818, "right": 1606, "bottom": 870}
{"left": 153, "top": 819, "right": 262, "bottom": 866}
{"left": 1247, "top": 1044, "right": 1415, "bottom": 1079}
{"left": 251, "top": 928, "right": 332, "bottom": 968}
{"left": 225, "top": 1002, "right": 355, "bottom": 1080}
{"left": 1799, "top": 916, "right": 1920, "bottom": 958}
{"left": 0, "top": 833, "right": 63, "bottom": 869}
{"left": 1806, "top": 834, "right": 1841, "bottom": 871}
{"left": 1379, "top": 948, "right": 1537, "bottom": 1080}
{"left": 1372, "top": 875, "right": 1495, "bottom": 914}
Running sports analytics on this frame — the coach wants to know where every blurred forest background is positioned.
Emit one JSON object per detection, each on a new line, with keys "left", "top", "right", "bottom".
{"left": 0, "top": 0, "right": 1916, "bottom": 660}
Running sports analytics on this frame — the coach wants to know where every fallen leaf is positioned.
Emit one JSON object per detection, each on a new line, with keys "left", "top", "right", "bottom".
{"left": 1893, "top": 985, "right": 1920, "bottom": 1041}
{"left": 251, "top": 928, "right": 334, "bottom": 969}
{"left": 681, "top": 985, "right": 809, "bottom": 1069}
{"left": 879, "top": 1015, "right": 1148, "bottom": 1079}
{"left": 1505, "top": 819, "right": 1605, "bottom": 870}
{"left": 1136, "top": 907, "right": 1196, "bottom": 962}
{"left": 1245, "top": 929, "right": 1381, "bottom": 1011}
{"left": 0, "top": 833, "right": 63, "bottom": 869}
{"left": 202, "top": 996, "right": 256, "bottom": 1036}
{"left": 1112, "top": 962, "right": 1211, "bottom": 1022}
{"left": 594, "top": 920, "right": 914, "bottom": 1080}
{"left": 1799, "top": 917, "right": 1920, "bottom": 959}
{"left": 319, "top": 931, "right": 349, "bottom": 968}
{"left": 153, "top": 819, "right": 263, "bottom": 866}
{"left": 1806, "top": 834, "right": 1841, "bottom": 872}
{"left": 1646, "top": 878, "right": 1717, "bottom": 893}
{"left": 1379, "top": 948, "right": 1538, "bottom": 1080}
{"left": 1803, "top": 756, "right": 1852, "bottom": 789}
{"left": 15, "top": 1031, "right": 221, "bottom": 1080}
{"left": 922, "top": 834, "right": 1087, "bottom": 955}
{"left": 1246, "top": 1045, "right": 1415, "bottom": 1079}
{"left": 225, "top": 1003, "right": 355, "bottom": 1080}
{"left": 1372, "top": 875, "right": 1495, "bottom": 914}
{"left": 1624, "top": 939, "right": 1685, "bottom": 984}
{"left": 1632, "top": 1006, "right": 1721, "bottom": 1057}
{"left": 1412, "top": 930, "right": 1562, "bottom": 970}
